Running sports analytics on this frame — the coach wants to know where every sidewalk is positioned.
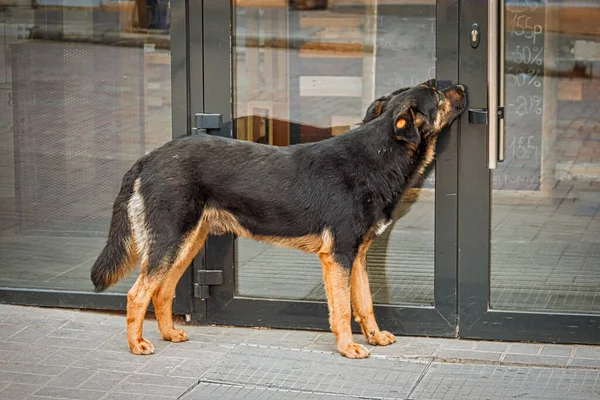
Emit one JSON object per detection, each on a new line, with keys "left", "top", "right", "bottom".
{"left": 0, "top": 304, "right": 598, "bottom": 399}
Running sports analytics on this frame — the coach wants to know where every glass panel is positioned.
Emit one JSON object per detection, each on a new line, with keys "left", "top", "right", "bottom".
{"left": 233, "top": 0, "right": 436, "bottom": 305}
{"left": 491, "top": 0, "right": 600, "bottom": 313}
{"left": 0, "top": 1, "right": 172, "bottom": 292}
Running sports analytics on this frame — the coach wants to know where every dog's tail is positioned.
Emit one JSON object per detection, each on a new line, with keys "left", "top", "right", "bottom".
{"left": 91, "top": 163, "right": 143, "bottom": 292}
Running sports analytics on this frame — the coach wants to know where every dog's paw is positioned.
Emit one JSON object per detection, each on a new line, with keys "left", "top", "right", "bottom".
{"left": 162, "top": 328, "right": 189, "bottom": 343}
{"left": 368, "top": 330, "right": 396, "bottom": 346}
{"left": 340, "top": 342, "right": 370, "bottom": 359}
{"left": 129, "top": 338, "right": 155, "bottom": 355}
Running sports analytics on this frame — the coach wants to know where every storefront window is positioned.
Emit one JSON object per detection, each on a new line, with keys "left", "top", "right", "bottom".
{"left": 0, "top": 1, "right": 172, "bottom": 292}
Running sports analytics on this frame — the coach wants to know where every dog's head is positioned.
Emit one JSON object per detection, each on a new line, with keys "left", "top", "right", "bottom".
{"left": 362, "top": 80, "right": 467, "bottom": 147}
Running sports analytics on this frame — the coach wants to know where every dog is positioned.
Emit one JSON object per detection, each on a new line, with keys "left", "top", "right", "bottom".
{"left": 91, "top": 82, "right": 467, "bottom": 358}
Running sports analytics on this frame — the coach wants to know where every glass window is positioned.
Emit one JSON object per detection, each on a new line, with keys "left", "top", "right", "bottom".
{"left": 0, "top": 0, "right": 172, "bottom": 292}
{"left": 491, "top": 0, "right": 600, "bottom": 313}
{"left": 233, "top": 0, "right": 436, "bottom": 305}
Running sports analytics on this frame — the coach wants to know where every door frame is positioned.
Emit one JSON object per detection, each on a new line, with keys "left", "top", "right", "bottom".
{"left": 457, "top": 0, "right": 600, "bottom": 345}
{"left": 192, "top": 0, "right": 461, "bottom": 337}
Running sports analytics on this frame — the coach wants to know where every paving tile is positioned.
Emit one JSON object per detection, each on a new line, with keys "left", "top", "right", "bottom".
{"left": 39, "top": 347, "right": 92, "bottom": 367}
{"left": 79, "top": 370, "right": 130, "bottom": 392}
{"left": 575, "top": 346, "right": 600, "bottom": 359}
{"left": 48, "top": 327, "right": 116, "bottom": 342}
{"left": 569, "top": 358, "right": 600, "bottom": 368}
{"left": 0, "top": 324, "right": 26, "bottom": 340}
{"left": 123, "top": 373, "right": 197, "bottom": 388}
{"left": 0, "top": 371, "right": 54, "bottom": 386}
{"left": 113, "top": 381, "right": 191, "bottom": 398}
{"left": 137, "top": 356, "right": 185, "bottom": 375}
{"left": 4, "top": 344, "right": 61, "bottom": 364}
{"left": 0, "top": 361, "right": 65, "bottom": 376}
{"left": 439, "top": 340, "right": 477, "bottom": 351}
{"left": 60, "top": 320, "right": 125, "bottom": 334}
{"left": 507, "top": 343, "right": 542, "bottom": 355}
{"left": 411, "top": 363, "right": 600, "bottom": 400}
{"left": 435, "top": 349, "right": 503, "bottom": 362}
{"left": 72, "top": 350, "right": 147, "bottom": 373}
{"left": 182, "top": 382, "right": 358, "bottom": 399}
{"left": 201, "top": 344, "right": 427, "bottom": 399}
{"left": 540, "top": 344, "right": 575, "bottom": 357}
{"left": 502, "top": 353, "right": 569, "bottom": 367}
{"left": 369, "top": 341, "right": 435, "bottom": 358}
{"left": 302, "top": 342, "right": 338, "bottom": 353}
{"left": 33, "top": 386, "right": 105, "bottom": 400}
{"left": 475, "top": 341, "right": 510, "bottom": 352}
{"left": 36, "top": 335, "right": 103, "bottom": 351}
{"left": 0, "top": 350, "right": 16, "bottom": 362}
{"left": 168, "top": 356, "right": 228, "bottom": 378}
{"left": 46, "top": 367, "right": 97, "bottom": 389}
{"left": 0, "top": 383, "right": 42, "bottom": 400}
{"left": 99, "top": 393, "right": 141, "bottom": 400}
{"left": 6, "top": 326, "right": 55, "bottom": 343}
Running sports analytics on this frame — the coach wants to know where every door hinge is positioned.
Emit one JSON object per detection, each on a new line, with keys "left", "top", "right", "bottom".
{"left": 192, "top": 113, "right": 222, "bottom": 135}
{"left": 193, "top": 270, "right": 223, "bottom": 300}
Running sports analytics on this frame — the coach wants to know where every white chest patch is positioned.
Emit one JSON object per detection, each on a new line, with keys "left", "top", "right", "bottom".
{"left": 375, "top": 220, "right": 392, "bottom": 236}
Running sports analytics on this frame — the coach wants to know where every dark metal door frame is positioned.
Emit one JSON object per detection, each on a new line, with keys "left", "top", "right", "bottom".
{"left": 193, "top": 0, "right": 461, "bottom": 337}
{"left": 457, "top": 0, "right": 600, "bottom": 344}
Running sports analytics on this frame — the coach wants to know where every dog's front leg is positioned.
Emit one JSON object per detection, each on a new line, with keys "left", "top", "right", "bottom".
{"left": 351, "top": 240, "right": 396, "bottom": 346}
{"left": 319, "top": 252, "right": 370, "bottom": 359}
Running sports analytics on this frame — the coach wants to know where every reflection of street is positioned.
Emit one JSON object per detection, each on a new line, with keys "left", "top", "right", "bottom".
{"left": 0, "top": 39, "right": 171, "bottom": 293}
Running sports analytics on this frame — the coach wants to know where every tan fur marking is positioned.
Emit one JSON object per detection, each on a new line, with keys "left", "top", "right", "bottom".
{"left": 433, "top": 99, "right": 452, "bottom": 131}
{"left": 320, "top": 252, "right": 369, "bottom": 359}
{"left": 152, "top": 220, "right": 208, "bottom": 343}
{"left": 375, "top": 101, "right": 385, "bottom": 118}
{"left": 350, "top": 238, "right": 396, "bottom": 347}
{"left": 126, "top": 258, "right": 160, "bottom": 355}
{"left": 128, "top": 216, "right": 210, "bottom": 354}
{"left": 203, "top": 207, "right": 333, "bottom": 253}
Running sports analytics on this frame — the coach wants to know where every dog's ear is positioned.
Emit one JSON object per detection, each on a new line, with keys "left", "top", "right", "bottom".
{"left": 420, "top": 79, "right": 436, "bottom": 88}
{"left": 394, "top": 105, "right": 420, "bottom": 147}
{"left": 362, "top": 95, "right": 391, "bottom": 123}
{"left": 362, "top": 86, "right": 413, "bottom": 123}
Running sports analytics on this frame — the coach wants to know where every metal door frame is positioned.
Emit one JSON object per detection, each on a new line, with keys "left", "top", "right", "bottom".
{"left": 192, "top": 0, "right": 461, "bottom": 337}
{"left": 457, "top": 0, "right": 600, "bottom": 344}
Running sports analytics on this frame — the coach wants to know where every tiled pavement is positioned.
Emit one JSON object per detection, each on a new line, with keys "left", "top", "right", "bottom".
{"left": 0, "top": 305, "right": 599, "bottom": 399}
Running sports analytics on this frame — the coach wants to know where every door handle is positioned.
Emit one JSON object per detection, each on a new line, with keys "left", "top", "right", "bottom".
{"left": 487, "top": 0, "right": 506, "bottom": 169}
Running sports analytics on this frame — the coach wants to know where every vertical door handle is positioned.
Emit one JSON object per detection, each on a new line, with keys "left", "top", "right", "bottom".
{"left": 487, "top": 0, "right": 505, "bottom": 169}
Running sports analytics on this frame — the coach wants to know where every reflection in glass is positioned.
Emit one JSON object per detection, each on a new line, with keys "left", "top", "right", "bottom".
{"left": 0, "top": 1, "right": 172, "bottom": 292}
{"left": 233, "top": 1, "right": 436, "bottom": 305}
{"left": 491, "top": 0, "right": 600, "bottom": 313}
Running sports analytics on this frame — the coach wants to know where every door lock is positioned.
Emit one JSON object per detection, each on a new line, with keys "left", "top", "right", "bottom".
{"left": 470, "top": 23, "right": 480, "bottom": 48}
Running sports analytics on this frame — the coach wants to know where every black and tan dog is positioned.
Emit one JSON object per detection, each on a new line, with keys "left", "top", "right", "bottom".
{"left": 91, "top": 82, "right": 467, "bottom": 358}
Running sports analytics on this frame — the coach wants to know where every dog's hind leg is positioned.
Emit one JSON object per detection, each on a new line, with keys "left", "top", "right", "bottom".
{"left": 350, "top": 239, "right": 396, "bottom": 346}
{"left": 127, "top": 258, "right": 161, "bottom": 355}
{"left": 152, "top": 221, "right": 208, "bottom": 343}
{"left": 319, "top": 251, "right": 370, "bottom": 359}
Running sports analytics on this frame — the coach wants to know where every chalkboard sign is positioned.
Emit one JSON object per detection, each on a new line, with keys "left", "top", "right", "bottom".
{"left": 494, "top": 3, "right": 545, "bottom": 191}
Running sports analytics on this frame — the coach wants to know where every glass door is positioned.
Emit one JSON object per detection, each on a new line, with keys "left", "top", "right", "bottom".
{"left": 0, "top": 0, "right": 191, "bottom": 315}
{"left": 459, "top": 0, "right": 600, "bottom": 343}
{"left": 196, "top": 0, "right": 460, "bottom": 337}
